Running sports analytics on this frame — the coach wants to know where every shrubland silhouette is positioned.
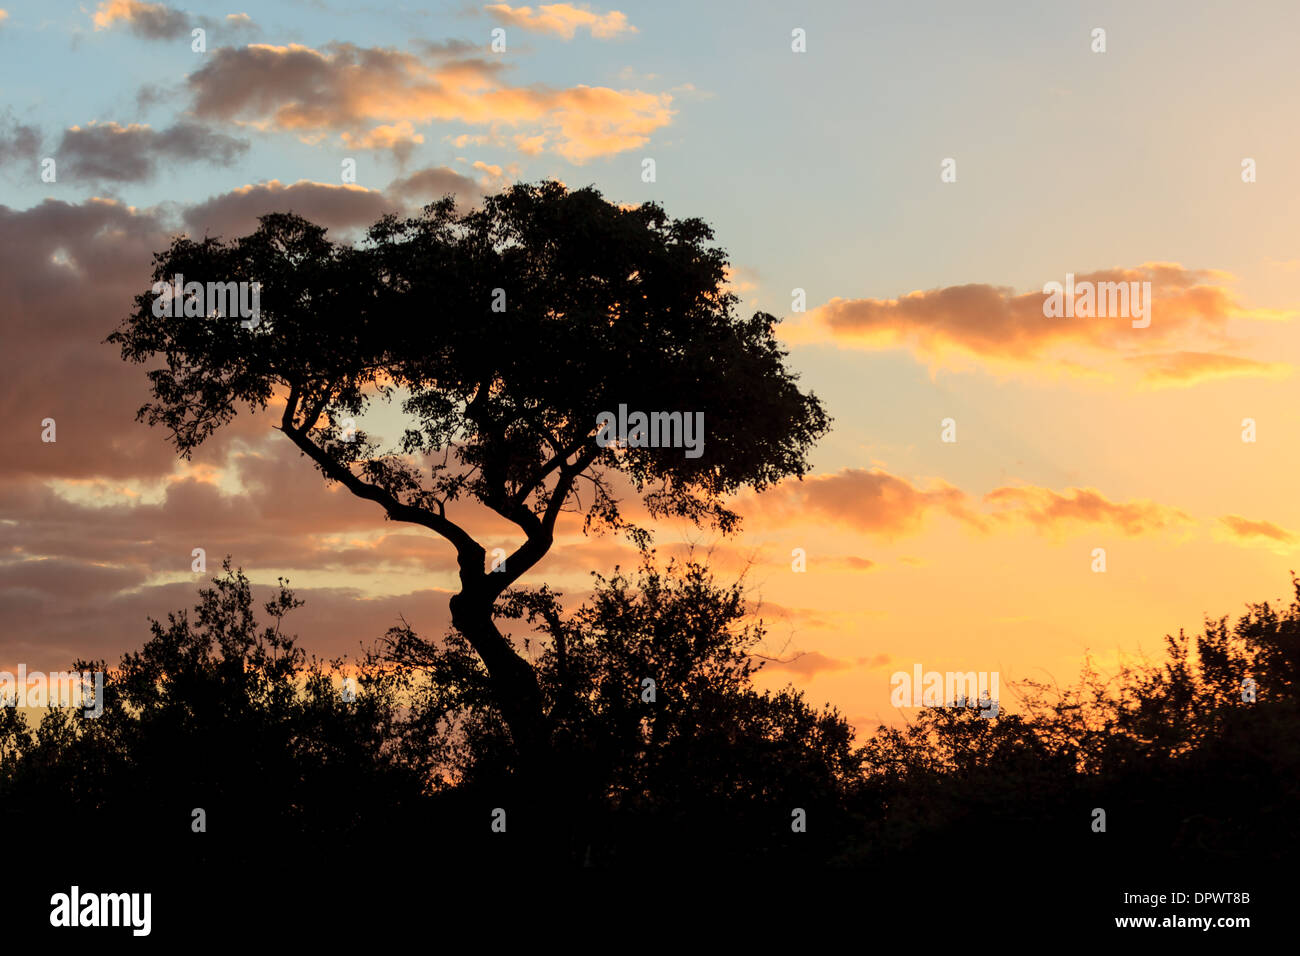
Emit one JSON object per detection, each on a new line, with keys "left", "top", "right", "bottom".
{"left": 0, "top": 562, "right": 437, "bottom": 878}
{"left": 1, "top": 557, "right": 857, "bottom": 875}
{"left": 4, "top": 563, "right": 1298, "bottom": 882}
{"left": 842, "top": 579, "right": 1300, "bottom": 885}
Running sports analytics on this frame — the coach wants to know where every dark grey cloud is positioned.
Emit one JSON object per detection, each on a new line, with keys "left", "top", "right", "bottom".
{"left": 57, "top": 121, "right": 249, "bottom": 183}
{"left": 96, "top": 0, "right": 191, "bottom": 40}
{"left": 0, "top": 118, "right": 41, "bottom": 164}
{"left": 182, "top": 178, "right": 400, "bottom": 237}
{"left": 0, "top": 568, "right": 456, "bottom": 671}
{"left": 386, "top": 165, "right": 481, "bottom": 205}
{"left": 92, "top": 2, "right": 261, "bottom": 41}
{"left": 0, "top": 196, "right": 269, "bottom": 483}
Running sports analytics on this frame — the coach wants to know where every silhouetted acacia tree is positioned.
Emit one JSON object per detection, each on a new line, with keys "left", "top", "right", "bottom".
{"left": 109, "top": 182, "right": 830, "bottom": 777}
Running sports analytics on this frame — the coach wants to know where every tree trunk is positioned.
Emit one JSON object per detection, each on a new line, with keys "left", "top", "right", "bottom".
{"left": 448, "top": 590, "right": 582, "bottom": 864}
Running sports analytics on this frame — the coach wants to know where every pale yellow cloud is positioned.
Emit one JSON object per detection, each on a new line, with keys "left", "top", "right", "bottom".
{"left": 1126, "top": 351, "right": 1290, "bottom": 387}
{"left": 485, "top": 3, "right": 637, "bottom": 40}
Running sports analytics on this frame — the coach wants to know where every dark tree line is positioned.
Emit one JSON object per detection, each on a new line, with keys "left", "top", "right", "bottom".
{"left": 3, "top": 559, "right": 1297, "bottom": 880}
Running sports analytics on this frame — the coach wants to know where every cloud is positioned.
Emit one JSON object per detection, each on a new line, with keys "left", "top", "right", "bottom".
{"left": 90, "top": 1, "right": 258, "bottom": 40}
{"left": 0, "top": 445, "right": 444, "bottom": 575}
{"left": 829, "top": 555, "right": 876, "bottom": 571}
{"left": 722, "top": 264, "right": 759, "bottom": 295}
{"left": 985, "top": 486, "right": 1192, "bottom": 536}
{"left": 57, "top": 121, "right": 248, "bottom": 183}
{"left": 759, "top": 650, "right": 892, "bottom": 678}
{"left": 802, "top": 264, "right": 1291, "bottom": 385}
{"left": 0, "top": 10, "right": 9, "bottom": 26}
{"left": 759, "top": 650, "right": 851, "bottom": 678}
{"left": 0, "top": 567, "right": 456, "bottom": 672}
{"left": 1219, "top": 515, "right": 1295, "bottom": 544}
{"left": 386, "top": 165, "right": 481, "bottom": 205}
{"left": 92, "top": 0, "right": 189, "bottom": 39}
{"left": 0, "top": 197, "right": 266, "bottom": 483}
{"left": 185, "top": 41, "right": 674, "bottom": 163}
{"left": 1126, "top": 351, "right": 1290, "bottom": 387}
{"left": 340, "top": 121, "right": 425, "bottom": 161}
{"left": 748, "top": 468, "right": 1198, "bottom": 540}
{"left": 183, "top": 166, "right": 488, "bottom": 237}
{"left": 0, "top": 436, "right": 635, "bottom": 669}
{"left": 747, "top": 601, "right": 836, "bottom": 632}
{"left": 466, "top": 158, "right": 523, "bottom": 189}
{"left": 183, "top": 179, "right": 399, "bottom": 237}
{"left": 0, "top": 117, "right": 40, "bottom": 163}
{"left": 749, "top": 468, "right": 984, "bottom": 537}
{"left": 484, "top": 3, "right": 636, "bottom": 40}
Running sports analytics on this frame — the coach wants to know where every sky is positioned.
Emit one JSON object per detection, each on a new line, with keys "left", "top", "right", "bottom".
{"left": 1, "top": 0, "right": 1298, "bottom": 733}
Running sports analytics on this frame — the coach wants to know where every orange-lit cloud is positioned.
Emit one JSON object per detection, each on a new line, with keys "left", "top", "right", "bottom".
{"left": 759, "top": 650, "right": 851, "bottom": 678}
{"left": 467, "top": 158, "right": 522, "bottom": 189}
{"left": 985, "top": 485, "right": 1192, "bottom": 536}
{"left": 760, "top": 651, "right": 892, "bottom": 678}
{"left": 749, "top": 468, "right": 984, "bottom": 537}
{"left": 186, "top": 42, "right": 673, "bottom": 163}
{"left": 340, "top": 121, "right": 425, "bottom": 159}
{"left": 722, "top": 264, "right": 758, "bottom": 295}
{"left": 827, "top": 555, "right": 876, "bottom": 571}
{"left": 1219, "top": 515, "right": 1295, "bottom": 544}
{"left": 91, "top": 2, "right": 257, "bottom": 41}
{"left": 800, "top": 263, "right": 1291, "bottom": 384}
{"left": 485, "top": 3, "right": 636, "bottom": 40}
{"left": 92, "top": 0, "right": 187, "bottom": 37}
{"left": 749, "top": 468, "right": 1200, "bottom": 540}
